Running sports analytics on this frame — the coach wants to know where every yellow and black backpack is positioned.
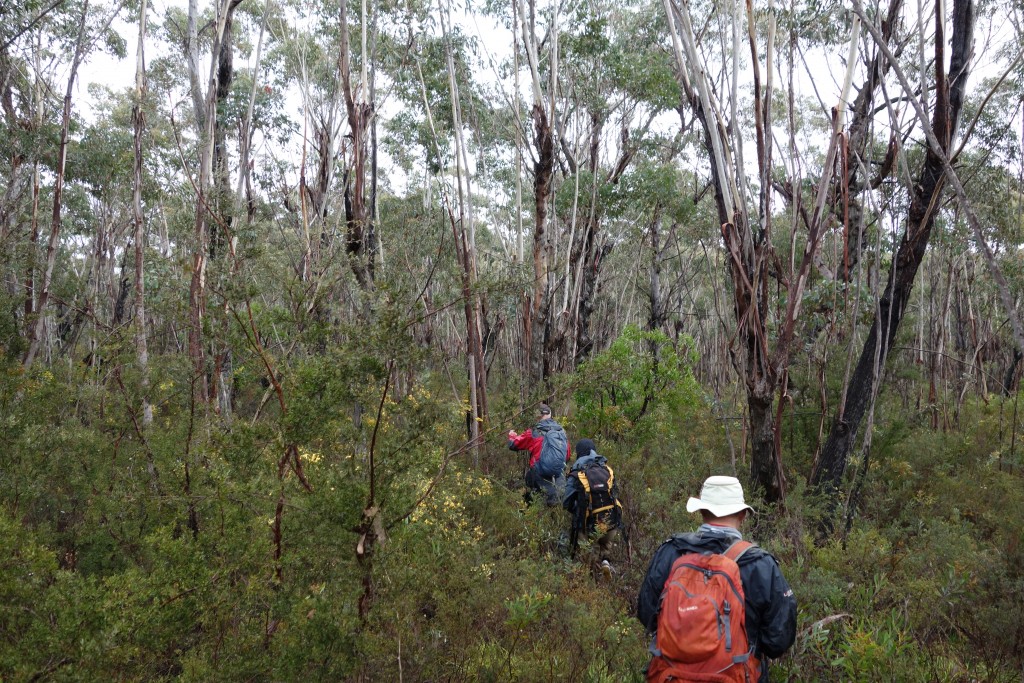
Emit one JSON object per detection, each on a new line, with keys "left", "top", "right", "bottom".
{"left": 572, "top": 461, "right": 623, "bottom": 538}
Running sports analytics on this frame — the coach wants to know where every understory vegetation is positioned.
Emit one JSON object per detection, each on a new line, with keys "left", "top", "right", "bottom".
{"left": 3, "top": 323, "right": 1022, "bottom": 681}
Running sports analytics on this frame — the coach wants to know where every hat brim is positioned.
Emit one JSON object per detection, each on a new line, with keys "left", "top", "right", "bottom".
{"left": 686, "top": 497, "right": 754, "bottom": 517}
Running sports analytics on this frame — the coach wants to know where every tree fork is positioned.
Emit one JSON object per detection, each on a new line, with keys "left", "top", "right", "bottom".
{"left": 810, "top": 0, "right": 977, "bottom": 535}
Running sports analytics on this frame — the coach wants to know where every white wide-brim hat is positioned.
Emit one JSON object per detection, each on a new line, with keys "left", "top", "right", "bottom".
{"left": 686, "top": 475, "right": 755, "bottom": 517}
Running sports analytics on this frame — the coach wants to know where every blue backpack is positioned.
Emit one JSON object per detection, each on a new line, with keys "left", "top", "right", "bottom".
{"left": 533, "top": 420, "right": 568, "bottom": 477}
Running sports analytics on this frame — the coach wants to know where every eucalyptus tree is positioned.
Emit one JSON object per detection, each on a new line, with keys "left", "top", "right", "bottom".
{"left": 660, "top": 0, "right": 909, "bottom": 502}
{"left": 550, "top": 3, "right": 684, "bottom": 374}
{"left": 0, "top": 0, "right": 124, "bottom": 368}
{"left": 337, "top": 0, "right": 377, "bottom": 290}
{"left": 176, "top": 0, "right": 249, "bottom": 410}
{"left": 510, "top": 0, "right": 556, "bottom": 382}
{"left": 247, "top": 0, "right": 399, "bottom": 362}
{"left": 810, "top": 0, "right": 985, "bottom": 525}
{"left": 132, "top": 0, "right": 152, "bottom": 427}
{"left": 149, "top": 0, "right": 289, "bottom": 418}
{"left": 485, "top": 0, "right": 686, "bottom": 382}
{"left": 959, "top": 84, "right": 1024, "bottom": 396}
{"left": 0, "top": 3, "right": 50, "bottom": 347}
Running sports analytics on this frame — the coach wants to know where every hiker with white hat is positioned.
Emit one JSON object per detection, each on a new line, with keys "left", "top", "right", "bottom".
{"left": 636, "top": 476, "right": 797, "bottom": 682}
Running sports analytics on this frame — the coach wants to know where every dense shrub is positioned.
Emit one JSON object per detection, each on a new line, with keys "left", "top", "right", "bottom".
{"left": 2, "top": 328, "right": 1024, "bottom": 681}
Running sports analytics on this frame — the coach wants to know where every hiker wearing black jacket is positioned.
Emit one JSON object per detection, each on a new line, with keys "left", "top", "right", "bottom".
{"left": 562, "top": 439, "right": 623, "bottom": 571}
{"left": 637, "top": 476, "right": 797, "bottom": 682}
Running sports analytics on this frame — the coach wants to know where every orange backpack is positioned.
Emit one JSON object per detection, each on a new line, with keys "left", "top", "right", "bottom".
{"left": 648, "top": 540, "right": 761, "bottom": 683}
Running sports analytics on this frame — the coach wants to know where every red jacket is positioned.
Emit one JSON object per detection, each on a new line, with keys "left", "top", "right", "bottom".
{"left": 508, "top": 419, "right": 571, "bottom": 469}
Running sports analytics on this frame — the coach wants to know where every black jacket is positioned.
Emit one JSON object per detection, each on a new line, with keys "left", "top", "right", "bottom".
{"left": 637, "top": 528, "right": 797, "bottom": 679}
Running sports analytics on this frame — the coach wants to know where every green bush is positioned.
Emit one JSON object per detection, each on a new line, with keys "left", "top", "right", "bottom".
{"left": 3, "top": 332, "right": 1024, "bottom": 682}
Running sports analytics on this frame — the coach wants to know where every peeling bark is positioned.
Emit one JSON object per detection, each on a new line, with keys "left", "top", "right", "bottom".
{"left": 811, "top": 0, "right": 976, "bottom": 530}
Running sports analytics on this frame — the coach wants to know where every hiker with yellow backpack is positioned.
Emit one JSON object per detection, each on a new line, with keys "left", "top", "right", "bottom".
{"left": 636, "top": 476, "right": 796, "bottom": 682}
{"left": 562, "top": 439, "right": 624, "bottom": 575}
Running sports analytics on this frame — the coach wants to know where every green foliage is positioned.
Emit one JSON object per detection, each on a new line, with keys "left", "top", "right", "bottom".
{"left": 5, "top": 336, "right": 1024, "bottom": 681}
{"left": 572, "top": 324, "right": 702, "bottom": 442}
{"left": 772, "top": 396, "right": 1024, "bottom": 682}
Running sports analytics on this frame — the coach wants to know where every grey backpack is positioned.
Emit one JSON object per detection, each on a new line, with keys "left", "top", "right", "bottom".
{"left": 534, "top": 421, "right": 568, "bottom": 477}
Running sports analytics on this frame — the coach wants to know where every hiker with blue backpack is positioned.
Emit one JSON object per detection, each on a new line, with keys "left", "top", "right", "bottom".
{"left": 636, "top": 476, "right": 796, "bottom": 683}
{"left": 507, "top": 403, "right": 571, "bottom": 505}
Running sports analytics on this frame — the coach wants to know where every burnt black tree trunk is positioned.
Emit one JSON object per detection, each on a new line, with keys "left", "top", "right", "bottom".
{"left": 810, "top": 0, "right": 976, "bottom": 529}
{"left": 836, "top": 0, "right": 903, "bottom": 281}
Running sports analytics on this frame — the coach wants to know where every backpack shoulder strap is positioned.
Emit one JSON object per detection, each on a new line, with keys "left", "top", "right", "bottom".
{"left": 723, "top": 539, "right": 756, "bottom": 563}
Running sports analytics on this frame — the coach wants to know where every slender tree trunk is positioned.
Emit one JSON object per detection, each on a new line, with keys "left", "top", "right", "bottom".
{"left": 339, "top": 0, "right": 374, "bottom": 290}
{"left": 212, "top": 0, "right": 242, "bottom": 419}
{"left": 515, "top": 0, "right": 547, "bottom": 381}
{"left": 929, "top": 254, "right": 956, "bottom": 429}
{"left": 531, "top": 103, "right": 553, "bottom": 380}
{"left": 368, "top": 1, "right": 380, "bottom": 273}
{"left": 188, "top": 209, "right": 208, "bottom": 401}
{"left": 811, "top": 0, "right": 976, "bottom": 527}
{"left": 648, "top": 208, "right": 665, "bottom": 335}
{"left": 187, "top": 0, "right": 211, "bottom": 400}
{"left": 23, "top": 162, "right": 40, "bottom": 329}
{"left": 441, "top": 3, "right": 485, "bottom": 459}
{"left": 23, "top": 2, "right": 89, "bottom": 370}
{"left": 571, "top": 111, "right": 637, "bottom": 369}
{"left": 187, "top": 0, "right": 240, "bottom": 402}
{"left": 513, "top": 0, "right": 524, "bottom": 265}
{"left": 132, "top": 0, "right": 152, "bottom": 427}
{"left": 185, "top": 0, "right": 205, "bottom": 125}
